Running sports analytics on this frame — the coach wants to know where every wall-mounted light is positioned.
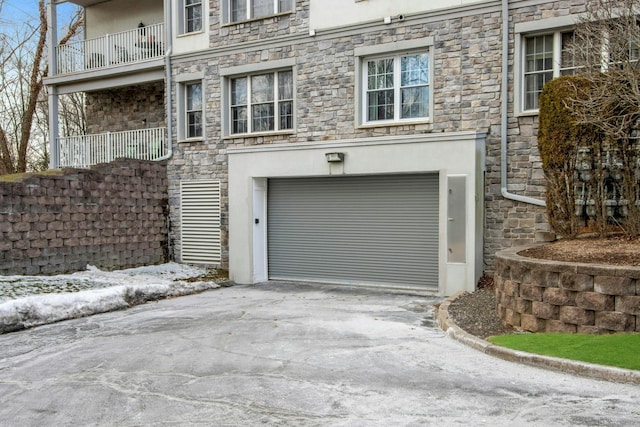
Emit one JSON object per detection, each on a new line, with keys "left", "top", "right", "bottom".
{"left": 325, "top": 152, "right": 344, "bottom": 163}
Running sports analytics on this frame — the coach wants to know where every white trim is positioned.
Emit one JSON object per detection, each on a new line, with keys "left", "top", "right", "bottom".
{"left": 514, "top": 14, "right": 581, "bottom": 116}
{"left": 44, "top": 66, "right": 165, "bottom": 94}
{"left": 222, "top": 0, "right": 294, "bottom": 24}
{"left": 221, "top": 65, "right": 297, "bottom": 136}
{"left": 178, "top": 0, "right": 204, "bottom": 35}
{"left": 355, "top": 40, "right": 434, "bottom": 126}
{"left": 177, "top": 78, "right": 205, "bottom": 141}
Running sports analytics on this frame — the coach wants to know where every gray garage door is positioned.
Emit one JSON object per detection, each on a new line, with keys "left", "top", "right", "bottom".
{"left": 267, "top": 174, "right": 439, "bottom": 289}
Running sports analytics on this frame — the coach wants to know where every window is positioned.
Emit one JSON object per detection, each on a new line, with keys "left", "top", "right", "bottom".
{"left": 227, "top": 0, "right": 293, "bottom": 23}
{"left": 185, "top": 82, "right": 203, "bottom": 139}
{"left": 183, "top": 0, "right": 202, "bottom": 33}
{"left": 522, "top": 30, "right": 576, "bottom": 111}
{"left": 229, "top": 70, "right": 293, "bottom": 134}
{"left": 364, "top": 52, "right": 430, "bottom": 123}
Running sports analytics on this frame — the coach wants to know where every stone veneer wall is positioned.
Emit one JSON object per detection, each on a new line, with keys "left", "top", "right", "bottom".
{"left": 495, "top": 247, "right": 640, "bottom": 333}
{"left": 85, "top": 81, "right": 165, "bottom": 135}
{"left": 0, "top": 159, "right": 168, "bottom": 275}
{"left": 165, "top": 0, "right": 592, "bottom": 271}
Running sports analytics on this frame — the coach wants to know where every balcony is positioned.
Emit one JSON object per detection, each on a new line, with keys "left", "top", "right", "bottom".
{"left": 57, "top": 127, "right": 168, "bottom": 168}
{"left": 55, "top": 23, "right": 165, "bottom": 76}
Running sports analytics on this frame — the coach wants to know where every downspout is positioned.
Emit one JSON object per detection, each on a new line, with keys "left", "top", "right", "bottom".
{"left": 500, "top": 0, "right": 545, "bottom": 207}
{"left": 157, "top": 0, "right": 173, "bottom": 161}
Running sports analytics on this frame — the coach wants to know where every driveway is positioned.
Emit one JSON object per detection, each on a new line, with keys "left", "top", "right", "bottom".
{"left": 0, "top": 282, "right": 638, "bottom": 426}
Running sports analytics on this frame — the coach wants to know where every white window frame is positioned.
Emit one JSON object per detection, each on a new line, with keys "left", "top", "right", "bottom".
{"left": 179, "top": 0, "right": 203, "bottom": 35}
{"left": 176, "top": 73, "right": 205, "bottom": 142}
{"left": 220, "top": 59, "right": 296, "bottom": 137}
{"left": 519, "top": 31, "right": 578, "bottom": 113}
{"left": 223, "top": 0, "right": 293, "bottom": 24}
{"left": 514, "top": 16, "right": 579, "bottom": 116}
{"left": 185, "top": 82, "right": 203, "bottom": 139}
{"left": 354, "top": 38, "right": 434, "bottom": 127}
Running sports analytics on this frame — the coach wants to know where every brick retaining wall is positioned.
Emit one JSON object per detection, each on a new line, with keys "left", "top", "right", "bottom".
{"left": 495, "top": 246, "right": 640, "bottom": 333}
{"left": 0, "top": 159, "right": 168, "bottom": 275}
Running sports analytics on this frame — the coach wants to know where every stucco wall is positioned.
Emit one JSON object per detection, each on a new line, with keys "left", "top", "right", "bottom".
{"left": 0, "top": 159, "right": 168, "bottom": 276}
{"left": 309, "top": 0, "right": 490, "bottom": 30}
{"left": 227, "top": 133, "right": 485, "bottom": 295}
{"left": 86, "top": 0, "right": 163, "bottom": 39}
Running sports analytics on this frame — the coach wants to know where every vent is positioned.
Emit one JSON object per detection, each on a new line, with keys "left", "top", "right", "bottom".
{"left": 180, "top": 180, "right": 221, "bottom": 264}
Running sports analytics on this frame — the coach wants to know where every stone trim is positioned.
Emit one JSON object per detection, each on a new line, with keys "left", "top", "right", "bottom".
{"left": 495, "top": 246, "right": 640, "bottom": 333}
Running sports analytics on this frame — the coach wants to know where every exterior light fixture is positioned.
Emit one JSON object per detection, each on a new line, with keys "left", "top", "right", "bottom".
{"left": 325, "top": 152, "right": 344, "bottom": 163}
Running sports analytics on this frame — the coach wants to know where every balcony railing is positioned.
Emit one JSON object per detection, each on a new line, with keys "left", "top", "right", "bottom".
{"left": 58, "top": 127, "right": 167, "bottom": 168}
{"left": 55, "top": 23, "right": 164, "bottom": 75}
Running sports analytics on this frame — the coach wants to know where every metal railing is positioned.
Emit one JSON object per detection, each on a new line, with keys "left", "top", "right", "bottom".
{"left": 58, "top": 127, "right": 167, "bottom": 168}
{"left": 56, "top": 23, "right": 164, "bottom": 74}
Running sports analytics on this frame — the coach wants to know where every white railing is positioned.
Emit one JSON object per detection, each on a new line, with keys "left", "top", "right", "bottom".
{"left": 56, "top": 23, "right": 164, "bottom": 74}
{"left": 58, "top": 127, "right": 167, "bottom": 168}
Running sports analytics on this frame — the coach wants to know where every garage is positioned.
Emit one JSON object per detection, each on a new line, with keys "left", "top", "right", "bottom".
{"left": 267, "top": 174, "right": 439, "bottom": 289}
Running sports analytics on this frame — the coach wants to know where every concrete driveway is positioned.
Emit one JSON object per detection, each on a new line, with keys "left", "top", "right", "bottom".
{"left": 0, "top": 282, "right": 638, "bottom": 426}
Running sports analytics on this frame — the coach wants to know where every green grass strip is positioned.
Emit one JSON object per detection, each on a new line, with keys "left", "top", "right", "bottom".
{"left": 488, "top": 333, "right": 640, "bottom": 371}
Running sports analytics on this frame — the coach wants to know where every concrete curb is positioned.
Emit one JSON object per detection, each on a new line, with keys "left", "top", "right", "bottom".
{"left": 436, "top": 292, "right": 640, "bottom": 385}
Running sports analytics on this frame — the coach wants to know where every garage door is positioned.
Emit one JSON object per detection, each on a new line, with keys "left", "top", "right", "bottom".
{"left": 267, "top": 174, "right": 439, "bottom": 289}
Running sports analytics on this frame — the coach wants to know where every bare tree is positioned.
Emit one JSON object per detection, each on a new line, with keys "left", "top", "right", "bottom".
{"left": 0, "top": 0, "right": 83, "bottom": 174}
{"left": 569, "top": 0, "right": 640, "bottom": 236}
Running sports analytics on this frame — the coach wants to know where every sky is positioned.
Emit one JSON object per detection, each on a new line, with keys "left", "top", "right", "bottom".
{"left": 1, "top": 0, "right": 80, "bottom": 37}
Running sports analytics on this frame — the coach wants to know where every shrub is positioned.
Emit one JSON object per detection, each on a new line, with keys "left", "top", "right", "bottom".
{"left": 538, "top": 76, "right": 596, "bottom": 237}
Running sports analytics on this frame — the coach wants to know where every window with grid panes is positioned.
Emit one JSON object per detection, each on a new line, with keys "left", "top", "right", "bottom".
{"left": 184, "top": 0, "right": 202, "bottom": 33}
{"left": 523, "top": 30, "right": 577, "bottom": 111}
{"left": 228, "top": 0, "right": 293, "bottom": 23}
{"left": 364, "top": 52, "right": 430, "bottom": 123}
{"left": 186, "top": 82, "right": 203, "bottom": 138}
{"left": 230, "top": 70, "right": 293, "bottom": 134}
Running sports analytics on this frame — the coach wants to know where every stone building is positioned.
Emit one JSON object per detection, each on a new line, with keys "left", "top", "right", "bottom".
{"left": 45, "top": 0, "right": 587, "bottom": 295}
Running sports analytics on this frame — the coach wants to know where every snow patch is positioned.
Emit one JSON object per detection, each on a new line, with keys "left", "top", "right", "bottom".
{"left": 0, "top": 263, "right": 221, "bottom": 333}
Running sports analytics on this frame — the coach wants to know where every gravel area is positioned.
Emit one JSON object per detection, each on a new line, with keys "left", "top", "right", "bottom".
{"left": 446, "top": 286, "right": 515, "bottom": 339}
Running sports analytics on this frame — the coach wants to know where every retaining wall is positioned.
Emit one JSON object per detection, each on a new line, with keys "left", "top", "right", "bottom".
{"left": 0, "top": 159, "right": 168, "bottom": 275}
{"left": 495, "top": 246, "right": 640, "bottom": 333}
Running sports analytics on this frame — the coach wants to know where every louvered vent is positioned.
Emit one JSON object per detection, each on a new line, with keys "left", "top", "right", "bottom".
{"left": 180, "top": 180, "right": 221, "bottom": 264}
